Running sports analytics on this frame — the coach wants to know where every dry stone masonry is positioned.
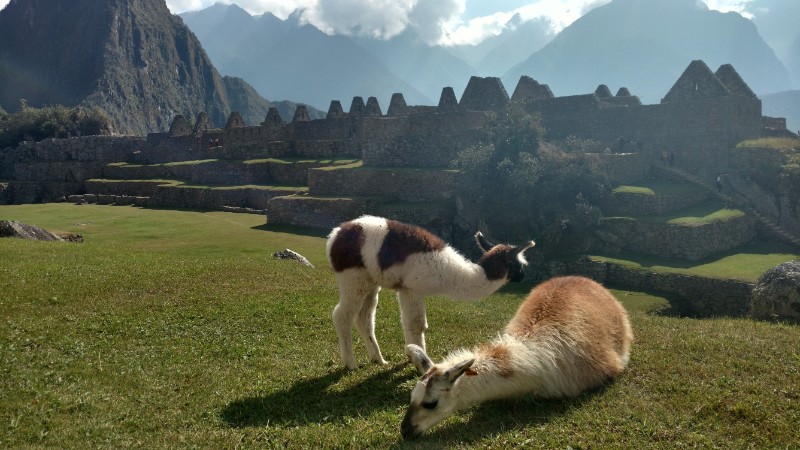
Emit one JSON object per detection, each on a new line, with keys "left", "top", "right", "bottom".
{"left": 0, "top": 60, "right": 792, "bottom": 251}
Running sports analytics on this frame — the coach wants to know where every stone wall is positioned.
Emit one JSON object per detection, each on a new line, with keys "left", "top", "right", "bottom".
{"left": 729, "top": 147, "right": 800, "bottom": 236}
{"left": 3, "top": 136, "right": 145, "bottom": 181}
{"left": 604, "top": 190, "right": 710, "bottom": 216}
{"left": 0, "top": 136, "right": 145, "bottom": 203}
{"left": 528, "top": 95, "right": 762, "bottom": 174}
{"left": 266, "top": 196, "right": 378, "bottom": 230}
{"left": 360, "top": 112, "right": 494, "bottom": 167}
{"left": 218, "top": 139, "right": 360, "bottom": 161}
{"left": 308, "top": 167, "right": 458, "bottom": 201}
{"left": 544, "top": 257, "right": 754, "bottom": 317}
{"left": 0, "top": 181, "right": 82, "bottom": 204}
{"left": 80, "top": 180, "right": 289, "bottom": 210}
{"left": 584, "top": 152, "right": 650, "bottom": 185}
{"left": 266, "top": 195, "right": 455, "bottom": 231}
{"left": 148, "top": 185, "right": 280, "bottom": 210}
{"left": 85, "top": 180, "right": 167, "bottom": 197}
{"left": 103, "top": 159, "right": 318, "bottom": 186}
{"left": 595, "top": 214, "right": 756, "bottom": 261}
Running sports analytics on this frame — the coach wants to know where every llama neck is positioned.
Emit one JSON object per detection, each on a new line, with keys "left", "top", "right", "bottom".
{"left": 431, "top": 248, "right": 507, "bottom": 301}
{"left": 447, "top": 335, "right": 559, "bottom": 410}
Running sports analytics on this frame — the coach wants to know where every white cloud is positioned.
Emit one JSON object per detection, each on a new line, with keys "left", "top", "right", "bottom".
{"left": 166, "top": 0, "right": 316, "bottom": 18}
{"left": 705, "top": 0, "right": 754, "bottom": 18}
{"left": 300, "top": 0, "right": 421, "bottom": 39}
{"left": 435, "top": 0, "right": 610, "bottom": 46}
{"left": 0, "top": 0, "right": 760, "bottom": 44}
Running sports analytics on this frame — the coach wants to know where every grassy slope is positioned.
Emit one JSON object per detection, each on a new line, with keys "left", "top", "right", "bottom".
{"left": 593, "top": 240, "right": 800, "bottom": 283}
{"left": 0, "top": 204, "right": 798, "bottom": 448}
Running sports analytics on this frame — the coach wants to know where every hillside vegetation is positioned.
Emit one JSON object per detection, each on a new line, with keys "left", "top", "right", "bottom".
{"left": 0, "top": 103, "right": 113, "bottom": 149}
{"left": 0, "top": 204, "right": 797, "bottom": 448}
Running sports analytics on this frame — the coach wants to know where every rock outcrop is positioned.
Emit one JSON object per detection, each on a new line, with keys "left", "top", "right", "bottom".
{"left": 0, "top": 220, "right": 63, "bottom": 241}
{"left": 751, "top": 260, "right": 800, "bottom": 322}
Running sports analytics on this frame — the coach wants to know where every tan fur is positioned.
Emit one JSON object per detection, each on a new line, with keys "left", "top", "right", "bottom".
{"left": 402, "top": 275, "right": 633, "bottom": 439}
{"left": 476, "top": 342, "right": 514, "bottom": 378}
{"left": 505, "top": 276, "right": 633, "bottom": 382}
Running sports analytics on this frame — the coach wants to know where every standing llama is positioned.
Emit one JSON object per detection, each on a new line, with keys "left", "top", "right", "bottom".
{"left": 326, "top": 215, "right": 535, "bottom": 370}
{"left": 401, "top": 275, "right": 633, "bottom": 439}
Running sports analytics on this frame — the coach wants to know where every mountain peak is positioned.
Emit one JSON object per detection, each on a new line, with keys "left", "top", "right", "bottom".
{"left": 505, "top": 0, "right": 791, "bottom": 103}
{"left": 0, "top": 0, "right": 276, "bottom": 134}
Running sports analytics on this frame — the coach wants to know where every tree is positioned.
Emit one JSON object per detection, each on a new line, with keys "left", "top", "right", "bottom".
{"left": 452, "top": 107, "right": 609, "bottom": 259}
{"left": 0, "top": 102, "right": 113, "bottom": 149}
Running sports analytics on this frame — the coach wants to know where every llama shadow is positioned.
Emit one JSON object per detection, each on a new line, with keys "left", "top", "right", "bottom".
{"left": 222, "top": 363, "right": 607, "bottom": 445}
{"left": 220, "top": 363, "right": 410, "bottom": 428}
{"left": 404, "top": 386, "right": 608, "bottom": 448}
{"left": 250, "top": 222, "right": 328, "bottom": 238}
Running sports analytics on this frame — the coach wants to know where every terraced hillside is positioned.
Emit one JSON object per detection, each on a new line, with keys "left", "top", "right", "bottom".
{"left": 595, "top": 176, "right": 755, "bottom": 261}
{"left": 71, "top": 157, "right": 359, "bottom": 213}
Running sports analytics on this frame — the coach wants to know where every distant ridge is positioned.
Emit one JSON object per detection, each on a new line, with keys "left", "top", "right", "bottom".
{"left": 180, "top": 5, "right": 438, "bottom": 109}
{"left": 504, "top": 0, "right": 791, "bottom": 104}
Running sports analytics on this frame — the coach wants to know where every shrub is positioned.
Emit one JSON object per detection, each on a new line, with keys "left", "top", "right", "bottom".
{"left": 451, "top": 108, "right": 609, "bottom": 258}
{"left": 0, "top": 101, "right": 114, "bottom": 148}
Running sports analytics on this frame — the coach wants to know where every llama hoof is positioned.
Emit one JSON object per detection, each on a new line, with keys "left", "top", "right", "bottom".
{"left": 405, "top": 344, "right": 432, "bottom": 374}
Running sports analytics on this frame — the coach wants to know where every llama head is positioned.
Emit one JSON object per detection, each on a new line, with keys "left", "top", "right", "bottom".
{"left": 474, "top": 231, "right": 536, "bottom": 283}
{"left": 401, "top": 344, "right": 475, "bottom": 439}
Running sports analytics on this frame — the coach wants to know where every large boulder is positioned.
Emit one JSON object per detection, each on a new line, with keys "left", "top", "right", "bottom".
{"left": 0, "top": 220, "right": 63, "bottom": 241}
{"left": 751, "top": 260, "right": 800, "bottom": 322}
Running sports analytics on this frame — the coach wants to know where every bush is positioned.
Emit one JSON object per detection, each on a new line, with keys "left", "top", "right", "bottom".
{"left": 451, "top": 108, "right": 609, "bottom": 258}
{"left": 0, "top": 101, "right": 114, "bottom": 149}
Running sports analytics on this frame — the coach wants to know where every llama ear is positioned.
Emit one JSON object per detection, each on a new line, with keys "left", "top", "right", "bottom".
{"left": 405, "top": 344, "right": 433, "bottom": 375}
{"left": 444, "top": 358, "right": 475, "bottom": 383}
{"left": 475, "top": 231, "right": 494, "bottom": 253}
{"left": 514, "top": 240, "right": 536, "bottom": 256}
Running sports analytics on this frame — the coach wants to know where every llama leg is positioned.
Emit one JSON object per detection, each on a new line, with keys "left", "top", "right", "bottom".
{"left": 332, "top": 271, "right": 372, "bottom": 370}
{"left": 397, "top": 290, "right": 428, "bottom": 351}
{"left": 354, "top": 285, "right": 387, "bottom": 366}
{"left": 332, "top": 297, "right": 358, "bottom": 370}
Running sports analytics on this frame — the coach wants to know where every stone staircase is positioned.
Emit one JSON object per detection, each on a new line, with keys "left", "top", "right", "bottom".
{"left": 653, "top": 164, "right": 800, "bottom": 247}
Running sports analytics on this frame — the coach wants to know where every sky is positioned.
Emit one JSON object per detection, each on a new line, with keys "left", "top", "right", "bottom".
{"left": 0, "top": 0, "right": 756, "bottom": 46}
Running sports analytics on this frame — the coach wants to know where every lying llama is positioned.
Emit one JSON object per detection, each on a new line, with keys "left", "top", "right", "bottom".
{"left": 326, "top": 215, "right": 535, "bottom": 370}
{"left": 401, "top": 275, "right": 633, "bottom": 439}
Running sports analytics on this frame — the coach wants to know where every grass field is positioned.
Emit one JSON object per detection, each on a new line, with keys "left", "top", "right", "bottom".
{"left": 592, "top": 240, "right": 800, "bottom": 283}
{"left": 1, "top": 204, "right": 798, "bottom": 448}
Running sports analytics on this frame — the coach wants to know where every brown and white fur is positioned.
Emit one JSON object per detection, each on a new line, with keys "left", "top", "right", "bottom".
{"left": 326, "top": 215, "right": 535, "bottom": 370}
{"left": 401, "top": 276, "right": 633, "bottom": 439}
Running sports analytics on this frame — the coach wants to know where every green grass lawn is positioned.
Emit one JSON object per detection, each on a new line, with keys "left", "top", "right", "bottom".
{"left": 620, "top": 201, "right": 746, "bottom": 226}
{"left": 1, "top": 204, "right": 798, "bottom": 448}
{"left": 593, "top": 241, "right": 800, "bottom": 282}
{"left": 613, "top": 179, "right": 702, "bottom": 197}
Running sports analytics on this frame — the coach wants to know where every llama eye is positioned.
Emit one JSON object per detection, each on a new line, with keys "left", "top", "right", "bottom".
{"left": 421, "top": 400, "right": 438, "bottom": 410}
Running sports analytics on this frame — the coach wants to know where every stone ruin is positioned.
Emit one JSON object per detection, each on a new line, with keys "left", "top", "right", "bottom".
{"left": 458, "top": 76, "right": 510, "bottom": 111}
{"left": 2, "top": 61, "right": 785, "bottom": 219}
{"left": 3, "top": 60, "right": 799, "bottom": 320}
{"left": 168, "top": 115, "right": 191, "bottom": 137}
{"left": 262, "top": 107, "right": 285, "bottom": 126}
